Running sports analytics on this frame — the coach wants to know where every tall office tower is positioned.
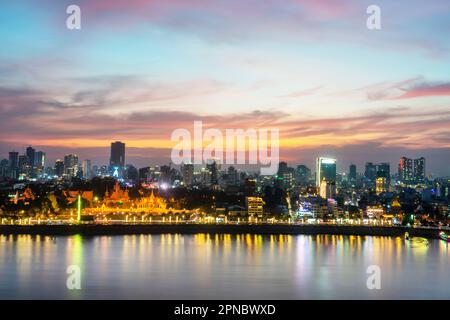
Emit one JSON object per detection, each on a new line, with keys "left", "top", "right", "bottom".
{"left": 34, "top": 151, "right": 45, "bottom": 168}
{"left": 7, "top": 152, "right": 19, "bottom": 178}
{"left": 316, "top": 157, "right": 337, "bottom": 186}
{"left": 110, "top": 141, "right": 125, "bottom": 167}
{"left": 18, "top": 155, "right": 28, "bottom": 173}
{"left": 200, "top": 167, "right": 212, "bottom": 186}
{"left": 316, "top": 157, "right": 337, "bottom": 199}
{"left": 8, "top": 151, "right": 18, "bottom": 170}
{"left": 349, "top": 164, "right": 357, "bottom": 181}
{"left": 296, "top": 164, "right": 311, "bottom": 184}
{"left": 64, "top": 154, "right": 79, "bottom": 177}
{"left": 377, "top": 163, "right": 390, "bottom": 178}
{"left": 0, "top": 159, "right": 8, "bottom": 178}
{"left": 181, "top": 162, "right": 194, "bottom": 186}
{"left": 55, "top": 160, "right": 64, "bottom": 177}
{"left": 82, "top": 160, "right": 92, "bottom": 179}
{"left": 398, "top": 156, "right": 413, "bottom": 183}
{"left": 375, "top": 162, "right": 390, "bottom": 194}
{"left": 414, "top": 157, "right": 426, "bottom": 183}
{"left": 364, "top": 162, "right": 377, "bottom": 189}
{"left": 206, "top": 159, "right": 219, "bottom": 185}
{"left": 110, "top": 141, "right": 125, "bottom": 178}
{"left": 34, "top": 152, "right": 43, "bottom": 168}
{"left": 26, "top": 146, "right": 35, "bottom": 167}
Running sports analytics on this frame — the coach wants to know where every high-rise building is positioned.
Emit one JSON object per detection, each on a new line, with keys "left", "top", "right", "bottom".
{"left": 8, "top": 151, "right": 18, "bottom": 170}
{"left": 376, "top": 176, "right": 388, "bottom": 195}
{"left": 316, "top": 157, "right": 337, "bottom": 186}
{"left": 110, "top": 141, "right": 125, "bottom": 167}
{"left": 0, "top": 159, "right": 8, "bottom": 178}
{"left": 82, "top": 160, "right": 92, "bottom": 179}
{"left": 55, "top": 160, "right": 64, "bottom": 177}
{"left": 364, "top": 162, "right": 377, "bottom": 189}
{"left": 316, "top": 157, "right": 337, "bottom": 199}
{"left": 399, "top": 156, "right": 413, "bottom": 183}
{"left": 110, "top": 141, "right": 125, "bottom": 178}
{"left": 414, "top": 157, "right": 426, "bottom": 183}
{"left": 8, "top": 152, "right": 19, "bottom": 178}
{"left": 64, "top": 154, "right": 79, "bottom": 177}
{"left": 349, "top": 164, "right": 357, "bottom": 181}
{"left": 296, "top": 165, "right": 311, "bottom": 184}
{"left": 206, "top": 159, "right": 219, "bottom": 185}
{"left": 18, "top": 155, "right": 28, "bottom": 173}
{"left": 181, "top": 163, "right": 194, "bottom": 187}
{"left": 34, "top": 151, "right": 45, "bottom": 168}
{"left": 26, "top": 146, "right": 35, "bottom": 167}
{"left": 374, "top": 162, "right": 390, "bottom": 194}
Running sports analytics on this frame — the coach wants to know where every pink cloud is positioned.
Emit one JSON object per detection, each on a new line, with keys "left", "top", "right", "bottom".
{"left": 394, "top": 83, "right": 450, "bottom": 99}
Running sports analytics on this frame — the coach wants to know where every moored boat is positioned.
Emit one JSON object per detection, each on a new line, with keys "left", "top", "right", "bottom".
{"left": 439, "top": 231, "right": 450, "bottom": 242}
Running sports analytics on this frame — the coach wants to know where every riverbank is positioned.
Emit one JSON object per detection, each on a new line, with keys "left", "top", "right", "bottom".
{"left": 0, "top": 224, "right": 443, "bottom": 238}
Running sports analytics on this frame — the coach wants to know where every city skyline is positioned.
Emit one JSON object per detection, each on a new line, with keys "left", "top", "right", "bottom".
{"left": 1, "top": 141, "right": 440, "bottom": 180}
{"left": 0, "top": 0, "right": 449, "bottom": 176}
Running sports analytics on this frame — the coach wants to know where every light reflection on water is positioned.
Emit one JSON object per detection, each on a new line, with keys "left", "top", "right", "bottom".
{"left": 0, "top": 234, "right": 448, "bottom": 299}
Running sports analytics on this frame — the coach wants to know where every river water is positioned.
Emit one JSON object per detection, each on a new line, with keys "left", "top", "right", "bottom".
{"left": 0, "top": 234, "right": 448, "bottom": 299}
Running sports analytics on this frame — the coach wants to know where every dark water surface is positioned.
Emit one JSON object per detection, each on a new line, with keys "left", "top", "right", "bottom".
{"left": 0, "top": 234, "right": 448, "bottom": 299}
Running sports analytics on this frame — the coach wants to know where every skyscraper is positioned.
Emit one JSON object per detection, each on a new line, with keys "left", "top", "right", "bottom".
{"left": 110, "top": 141, "right": 125, "bottom": 168}
{"left": 206, "top": 159, "right": 219, "bottom": 185}
{"left": 8, "top": 151, "right": 18, "bottom": 170}
{"left": 399, "top": 156, "right": 413, "bottom": 183}
{"left": 414, "top": 157, "right": 426, "bottom": 182}
{"left": 55, "top": 160, "right": 64, "bottom": 177}
{"left": 7, "top": 151, "right": 18, "bottom": 179}
{"left": 316, "top": 157, "right": 337, "bottom": 199}
{"left": 64, "top": 154, "right": 79, "bottom": 177}
{"left": 26, "top": 146, "right": 35, "bottom": 167}
{"left": 34, "top": 151, "right": 45, "bottom": 168}
{"left": 296, "top": 165, "right": 311, "bottom": 185}
{"left": 82, "top": 160, "right": 92, "bottom": 179}
{"left": 375, "top": 162, "right": 390, "bottom": 194}
{"left": 364, "top": 162, "right": 377, "bottom": 189}
{"left": 349, "top": 164, "right": 357, "bottom": 181}
{"left": 110, "top": 141, "right": 125, "bottom": 178}
{"left": 181, "top": 162, "right": 194, "bottom": 187}
{"left": 316, "top": 157, "right": 337, "bottom": 186}
{"left": 18, "top": 155, "right": 28, "bottom": 173}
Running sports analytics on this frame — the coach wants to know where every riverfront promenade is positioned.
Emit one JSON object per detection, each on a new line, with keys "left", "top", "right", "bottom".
{"left": 0, "top": 224, "right": 443, "bottom": 238}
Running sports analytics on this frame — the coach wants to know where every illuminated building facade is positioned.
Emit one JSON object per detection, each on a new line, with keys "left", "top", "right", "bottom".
{"left": 181, "top": 163, "right": 194, "bottom": 186}
{"left": 83, "top": 181, "right": 187, "bottom": 215}
{"left": 399, "top": 156, "right": 413, "bottom": 183}
{"left": 414, "top": 157, "right": 426, "bottom": 183}
{"left": 82, "top": 160, "right": 92, "bottom": 179}
{"left": 55, "top": 160, "right": 64, "bottom": 177}
{"left": 64, "top": 154, "right": 79, "bottom": 177}
{"left": 246, "top": 196, "right": 264, "bottom": 217}
{"left": 110, "top": 141, "right": 125, "bottom": 178}
{"left": 376, "top": 177, "right": 388, "bottom": 195}
{"left": 316, "top": 157, "right": 337, "bottom": 198}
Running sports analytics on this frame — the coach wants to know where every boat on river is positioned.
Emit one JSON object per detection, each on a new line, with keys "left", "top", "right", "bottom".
{"left": 439, "top": 231, "right": 450, "bottom": 243}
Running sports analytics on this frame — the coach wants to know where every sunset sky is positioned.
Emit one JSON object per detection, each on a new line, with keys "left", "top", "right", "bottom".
{"left": 1, "top": 0, "right": 449, "bottom": 175}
